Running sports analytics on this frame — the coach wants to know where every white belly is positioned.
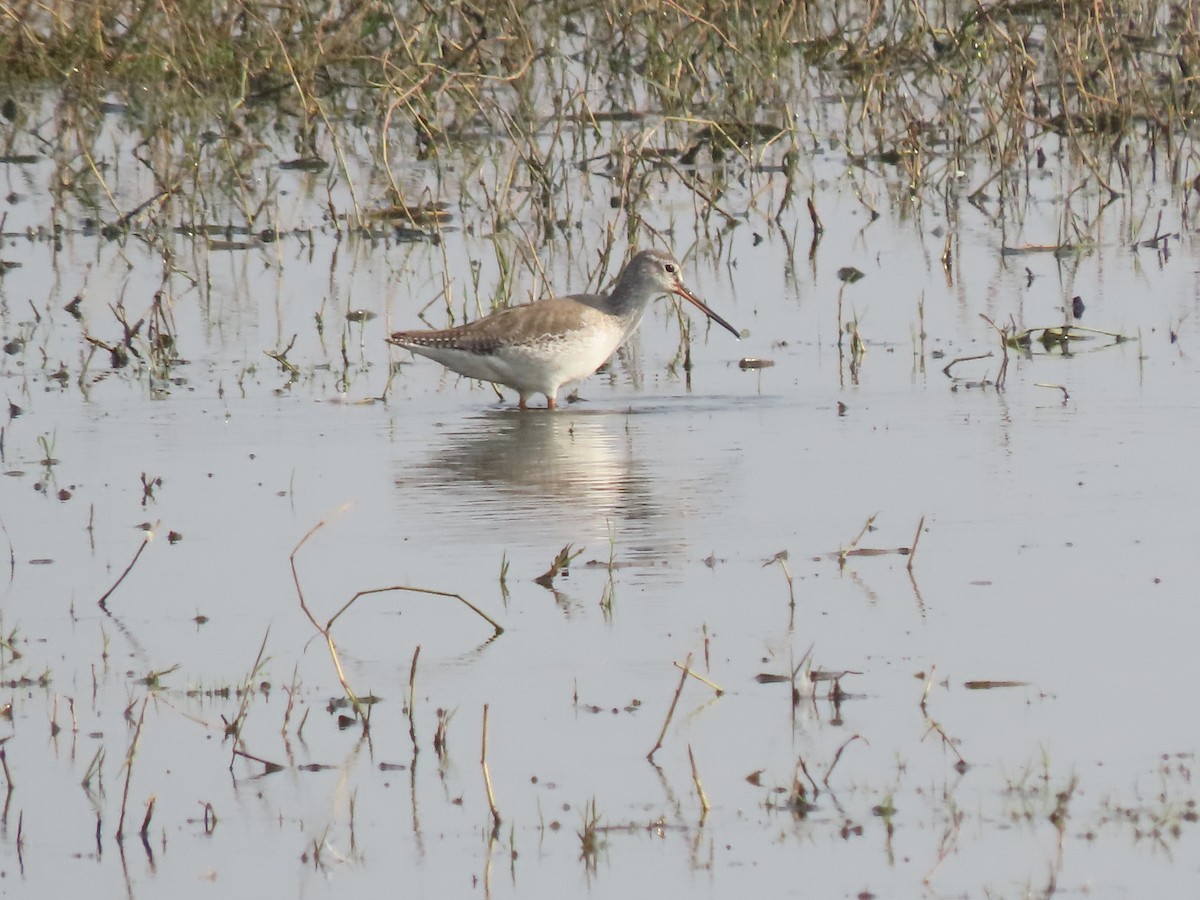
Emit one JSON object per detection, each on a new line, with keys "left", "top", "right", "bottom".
{"left": 408, "top": 320, "right": 624, "bottom": 396}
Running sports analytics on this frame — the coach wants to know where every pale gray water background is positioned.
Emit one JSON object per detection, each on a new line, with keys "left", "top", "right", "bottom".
{"left": 2, "top": 90, "right": 1200, "bottom": 899}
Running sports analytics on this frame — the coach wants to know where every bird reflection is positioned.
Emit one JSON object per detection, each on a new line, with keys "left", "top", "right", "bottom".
{"left": 395, "top": 408, "right": 687, "bottom": 574}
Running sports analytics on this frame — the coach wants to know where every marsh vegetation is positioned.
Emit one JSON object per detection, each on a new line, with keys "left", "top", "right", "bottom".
{"left": 2, "top": 1, "right": 1199, "bottom": 897}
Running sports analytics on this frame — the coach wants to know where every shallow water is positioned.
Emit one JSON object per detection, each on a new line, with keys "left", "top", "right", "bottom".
{"left": 2, "top": 86, "right": 1200, "bottom": 900}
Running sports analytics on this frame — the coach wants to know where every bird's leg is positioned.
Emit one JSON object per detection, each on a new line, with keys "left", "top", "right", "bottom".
{"left": 546, "top": 395, "right": 557, "bottom": 410}
{"left": 519, "top": 394, "right": 529, "bottom": 410}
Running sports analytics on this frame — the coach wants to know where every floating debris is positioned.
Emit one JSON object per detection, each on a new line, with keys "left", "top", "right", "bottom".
{"left": 278, "top": 157, "right": 328, "bottom": 172}
{"left": 1009, "top": 325, "right": 1130, "bottom": 353}
{"left": 367, "top": 202, "right": 453, "bottom": 227}
{"left": 963, "top": 680, "right": 1029, "bottom": 690}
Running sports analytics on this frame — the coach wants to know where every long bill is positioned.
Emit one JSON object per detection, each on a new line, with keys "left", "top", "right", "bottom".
{"left": 673, "top": 285, "right": 742, "bottom": 339}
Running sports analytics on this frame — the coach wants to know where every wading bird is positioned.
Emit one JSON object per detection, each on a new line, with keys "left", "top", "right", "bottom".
{"left": 387, "top": 249, "right": 740, "bottom": 409}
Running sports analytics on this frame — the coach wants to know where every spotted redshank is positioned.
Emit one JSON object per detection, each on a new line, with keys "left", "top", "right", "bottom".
{"left": 387, "top": 249, "right": 740, "bottom": 409}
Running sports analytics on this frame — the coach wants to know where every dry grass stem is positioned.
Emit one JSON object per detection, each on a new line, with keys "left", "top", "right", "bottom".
{"left": 115, "top": 696, "right": 148, "bottom": 842}
{"left": 907, "top": 515, "right": 926, "bottom": 574}
{"left": 824, "top": 734, "right": 867, "bottom": 787}
{"left": 941, "top": 352, "right": 994, "bottom": 378}
{"left": 796, "top": 754, "right": 820, "bottom": 799}
{"left": 201, "top": 802, "right": 217, "bottom": 834}
{"left": 407, "top": 645, "right": 421, "bottom": 751}
{"left": 97, "top": 522, "right": 157, "bottom": 611}
{"left": 672, "top": 662, "right": 724, "bottom": 697}
{"left": 481, "top": 704, "right": 500, "bottom": 830}
{"left": 763, "top": 550, "right": 795, "bottom": 607}
{"left": 842, "top": 514, "right": 877, "bottom": 561}
{"left": 139, "top": 795, "right": 155, "bottom": 840}
{"left": 806, "top": 196, "right": 823, "bottom": 237}
{"left": 918, "top": 665, "right": 968, "bottom": 770}
{"left": 920, "top": 665, "right": 937, "bottom": 712}
{"left": 226, "top": 627, "right": 271, "bottom": 762}
{"left": 833, "top": 515, "right": 924, "bottom": 565}
{"left": 687, "top": 744, "right": 710, "bottom": 816}
{"left": 979, "top": 314, "right": 1011, "bottom": 389}
{"left": 923, "top": 718, "right": 968, "bottom": 770}
{"left": 291, "top": 512, "right": 502, "bottom": 725}
{"left": 231, "top": 748, "right": 284, "bottom": 774}
{"left": 647, "top": 651, "right": 693, "bottom": 762}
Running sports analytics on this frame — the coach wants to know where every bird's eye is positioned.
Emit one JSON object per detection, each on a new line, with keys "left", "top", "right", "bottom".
{"left": 664, "top": 263, "right": 676, "bottom": 275}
